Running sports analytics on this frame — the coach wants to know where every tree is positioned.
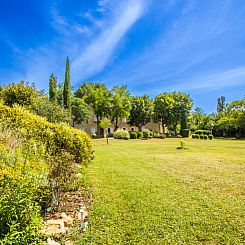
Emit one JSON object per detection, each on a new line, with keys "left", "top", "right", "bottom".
{"left": 129, "top": 95, "right": 153, "bottom": 131}
{"left": 49, "top": 74, "right": 57, "bottom": 103}
{"left": 154, "top": 92, "right": 192, "bottom": 135}
{"left": 75, "top": 83, "right": 111, "bottom": 137}
{"left": 63, "top": 57, "right": 71, "bottom": 111}
{"left": 217, "top": 96, "right": 226, "bottom": 113}
{"left": 111, "top": 85, "right": 131, "bottom": 131}
{"left": 99, "top": 118, "right": 111, "bottom": 144}
{"left": 154, "top": 93, "right": 174, "bottom": 133}
{"left": 71, "top": 97, "right": 90, "bottom": 125}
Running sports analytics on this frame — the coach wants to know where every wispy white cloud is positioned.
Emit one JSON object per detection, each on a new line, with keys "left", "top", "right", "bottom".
{"left": 71, "top": 0, "right": 150, "bottom": 82}
{"left": 163, "top": 67, "right": 245, "bottom": 92}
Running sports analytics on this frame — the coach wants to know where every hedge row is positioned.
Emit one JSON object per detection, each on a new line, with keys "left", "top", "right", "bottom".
{"left": 0, "top": 103, "right": 93, "bottom": 165}
{"left": 192, "top": 134, "right": 213, "bottom": 140}
{"left": 194, "top": 130, "right": 211, "bottom": 136}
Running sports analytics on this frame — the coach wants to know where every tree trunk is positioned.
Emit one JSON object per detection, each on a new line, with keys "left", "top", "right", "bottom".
{"left": 174, "top": 124, "right": 177, "bottom": 136}
{"left": 161, "top": 120, "right": 165, "bottom": 134}
{"left": 96, "top": 116, "right": 100, "bottom": 138}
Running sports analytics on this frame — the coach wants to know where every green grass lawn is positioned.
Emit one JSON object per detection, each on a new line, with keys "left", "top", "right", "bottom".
{"left": 81, "top": 138, "right": 245, "bottom": 244}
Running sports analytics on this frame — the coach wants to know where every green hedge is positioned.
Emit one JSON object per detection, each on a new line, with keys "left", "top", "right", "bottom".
{"left": 0, "top": 103, "right": 93, "bottom": 165}
{"left": 130, "top": 131, "right": 137, "bottom": 139}
{"left": 113, "top": 129, "right": 130, "bottom": 140}
{"left": 194, "top": 130, "right": 211, "bottom": 136}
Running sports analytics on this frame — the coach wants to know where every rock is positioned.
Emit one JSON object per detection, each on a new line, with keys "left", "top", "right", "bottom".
{"left": 64, "top": 241, "right": 73, "bottom": 245}
{"left": 82, "top": 211, "right": 88, "bottom": 221}
{"left": 47, "top": 238, "right": 60, "bottom": 245}
{"left": 61, "top": 212, "right": 73, "bottom": 226}
{"left": 41, "top": 219, "right": 66, "bottom": 235}
{"left": 77, "top": 211, "right": 82, "bottom": 220}
{"left": 81, "top": 221, "right": 88, "bottom": 231}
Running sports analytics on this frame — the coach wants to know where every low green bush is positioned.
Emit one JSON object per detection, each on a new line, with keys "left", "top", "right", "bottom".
{"left": 203, "top": 135, "right": 208, "bottom": 140}
{"left": 194, "top": 130, "right": 211, "bottom": 136}
{"left": 130, "top": 131, "right": 137, "bottom": 139}
{"left": 153, "top": 132, "right": 159, "bottom": 138}
{"left": 113, "top": 129, "right": 130, "bottom": 140}
{"left": 208, "top": 135, "right": 214, "bottom": 140}
{"left": 143, "top": 130, "right": 150, "bottom": 139}
{"left": 137, "top": 132, "right": 143, "bottom": 139}
{"left": 200, "top": 134, "right": 204, "bottom": 139}
{"left": 181, "top": 129, "right": 190, "bottom": 138}
{"left": 159, "top": 134, "right": 166, "bottom": 139}
{"left": 92, "top": 133, "right": 97, "bottom": 138}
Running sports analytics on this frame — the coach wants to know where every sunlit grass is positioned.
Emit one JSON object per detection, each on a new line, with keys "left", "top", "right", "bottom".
{"left": 81, "top": 138, "right": 245, "bottom": 244}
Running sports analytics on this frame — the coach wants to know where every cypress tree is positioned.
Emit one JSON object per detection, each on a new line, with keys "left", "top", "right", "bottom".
{"left": 49, "top": 73, "right": 57, "bottom": 103}
{"left": 63, "top": 57, "right": 71, "bottom": 110}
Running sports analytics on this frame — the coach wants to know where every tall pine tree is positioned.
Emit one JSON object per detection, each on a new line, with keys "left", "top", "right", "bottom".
{"left": 63, "top": 57, "right": 71, "bottom": 111}
{"left": 49, "top": 73, "right": 57, "bottom": 103}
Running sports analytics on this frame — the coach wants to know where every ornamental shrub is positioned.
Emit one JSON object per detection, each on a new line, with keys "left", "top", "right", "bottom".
{"left": 143, "top": 130, "right": 150, "bottom": 139}
{"left": 194, "top": 130, "right": 211, "bottom": 135}
{"left": 0, "top": 103, "right": 93, "bottom": 165}
{"left": 138, "top": 132, "right": 143, "bottom": 139}
{"left": 203, "top": 135, "right": 208, "bottom": 140}
{"left": 208, "top": 135, "right": 214, "bottom": 140}
{"left": 192, "top": 134, "right": 197, "bottom": 139}
{"left": 1, "top": 81, "right": 38, "bottom": 107}
{"left": 113, "top": 129, "right": 130, "bottom": 140}
{"left": 200, "top": 134, "right": 204, "bottom": 139}
{"left": 130, "top": 131, "right": 137, "bottom": 139}
{"left": 181, "top": 129, "right": 190, "bottom": 138}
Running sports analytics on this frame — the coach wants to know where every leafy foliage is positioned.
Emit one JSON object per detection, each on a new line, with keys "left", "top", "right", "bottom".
{"left": 49, "top": 73, "right": 57, "bottom": 103}
{"left": 111, "top": 86, "right": 131, "bottom": 131}
{"left": 71, "top": 97, "right": 90, "bottom": 125}
{"left": 129, "top": 95, "right": 153, "bottom": 131}
{"left": 0, "top": 81, "right": 38, "bottom": 107}
{"left": 63, "top": 57, "right": 71, "bottom": 111}
{"left": 113, "top": 129, "right": 130, "bottom": 140}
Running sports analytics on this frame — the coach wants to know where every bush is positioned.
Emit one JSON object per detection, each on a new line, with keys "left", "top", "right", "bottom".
{"left": 200, "top": 134, "right": 204, "bottom": 139}
{"left": 194, "top": 130, "right": 211, "bottom": 136}
{"left": 113, "top": 129, "right": 130, "bottom": 140}
{"left": 159, "top": 134, "right": 166, "bottom": 139}
{"left": 181, "top": 129, "right": 190, "bottom": 138}
{"left": 1, "top": 81, "right": 38, "bottom": 107}
{"left": 153, "top": 132, "right": 159, "bottom": 138}
{"left": 130, "top": 131, "right": 137, "bottom": 139}
{"left": 191, "top": 134, "right": 199, "bottom": 139}
{"left": 0, "top": 179, "right": 42, "bottom": 244}
{"left": 137, "top": 132, "right": 143, "bottom": 139}
{"left": 203, "top": 135, "right": 208, "bottom": 140}
{"left": 92, "top": 133, "right": 97, "bottom": 139}
{"left": 0, "top": 103, "right": 93, "bottom": 165}
{"left": 143, "top": 130, "right": 150, "bottom": 139}
{"left": 208, "top": 135, "right": 213, "bottom": 140}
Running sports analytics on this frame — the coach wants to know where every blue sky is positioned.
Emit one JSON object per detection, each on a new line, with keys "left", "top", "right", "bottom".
{"left": 0, "top": 0, "right": 245, "bottom": 113}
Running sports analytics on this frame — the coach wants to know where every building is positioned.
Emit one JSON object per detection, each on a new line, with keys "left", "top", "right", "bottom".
{"left": 75, "top": 112, "right": 164, "bottom": 137}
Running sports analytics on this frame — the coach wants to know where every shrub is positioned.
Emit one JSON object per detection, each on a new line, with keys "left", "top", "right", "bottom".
{"left": 181, "top": 129, "right": 190, "bottom": 138}
{"left": 92, "top": 133, "right": 97, "bottom": 138}
{"left": 200, "top": 134, "right": 204, "bottom": 139}
{"left": 1, "top": 81, "right": 38, "bottom": 107}
{"left": 138, "top": 132, "right": 143, "bottom": 139}
{"left": 0, "top": 103, "right": 93, "bottom": 165}
{"left": 130, "top": 131, "right": 137, "bottom": 139}
{"left": 159, "top": 134, "right": 166, "bottom": 139}
{"left": 143, "top": 130, "right": 150, "bottom": 139}
{"left": 153, "top": 132, "right": 159, "bottom": 138}
{"left": 192, "top": 134, "right": 196, "bottom": 139}
{"left": 203, "top": 135, "right": 208, "bottom": 140}
{"left": 113, "top": 129, "right": 130, "bottom": 140}
{"left": 208, "top": 135, "right": 214, "bottom": 140}
{"left": 194, "top": 130, "right": 211, "bottom": 136}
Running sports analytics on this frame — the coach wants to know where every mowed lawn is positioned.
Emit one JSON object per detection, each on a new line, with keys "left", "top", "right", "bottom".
{"left": 81, "top": 138, "right": 245, "bottom": 244}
